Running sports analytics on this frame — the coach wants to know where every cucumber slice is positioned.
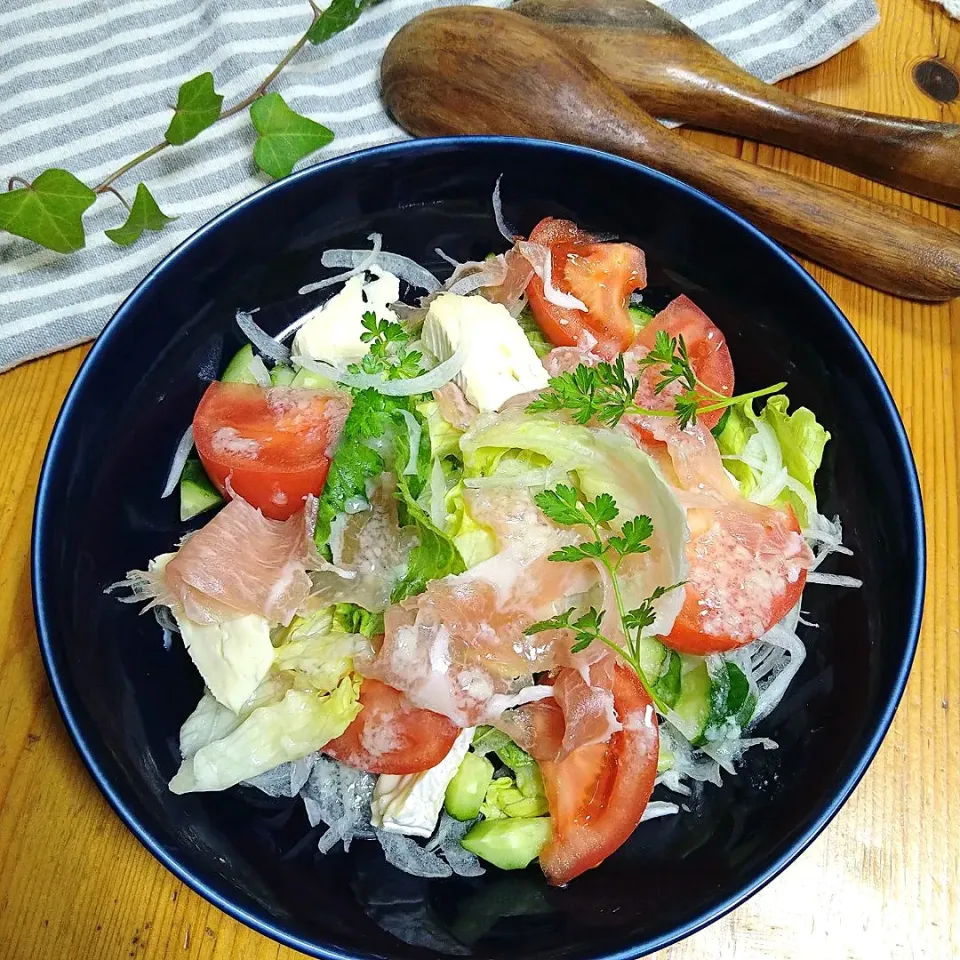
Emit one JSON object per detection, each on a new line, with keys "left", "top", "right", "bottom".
{"left": 461, "top": 818, "right": 552, "bottom": 871}
{"left": 629, "top": 303, "right": 656, "bottom": 331}
{"left": 503, "top": 795, "right": 548, "bottom": 818}
{"left": 670, "top": 660, "right": 711, "bottom": 744}
{"left": 657, "top": 747, "right": 675, "bottom": 774}
{"left": 290, "top": 367, "right": 336, "bottom": 390}
{"left": 653, "top": 648, "right": 682, "bottom": 709}
{"left": 270, "top": 364, "right": 296, "bottom": 386}
{"left": 179, "top": 458, "right": 223, "bottom": 521}
{"left": 639, "top": 634, "right": 667, "bottom": 678}
{"left": 221, "top": 344, "right": 258, "bottom": 384}
{"left": 445, "top": 752, "right": 494, "bottom": 822}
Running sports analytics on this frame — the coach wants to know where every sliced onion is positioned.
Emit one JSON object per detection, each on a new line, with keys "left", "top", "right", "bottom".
{"left": 299, "top": 233, "right": 382, "bottom": 296}
{"left": 161, "top": 425, "right": 194, "bottom": 499}
{"left": 805, "top": 571, "right": 863, "bottom": 588}
{"left": 492, "top": 174, "right": 516, "bottom": 242}
{"left": 751, "top": 623, "right": 806, "bottom": 725}
{"left": 397, "top": 409, "right": 421, "bottom": 475}
{"left": 321, "top": 246, "right": 440, "bottom": 293}
{"left": 293, "top": 336, "right": 470, "bottom": 397}
{"left": 236, "top": 310, "right": 290, "bottom": 363}
{"left": 640, "top": 801, "right": 679, "bottom": 822}
{"left": 247, "top": 354, "right": 272, "bottom": 386}
{"left": 429, "top": 457, "right": 447, "bottom": 530}
{"left": 517, "top": 240, "right": 588, "bottom": 312}
{"left": 435, "top": 247, "right": 460, "bottom": 268}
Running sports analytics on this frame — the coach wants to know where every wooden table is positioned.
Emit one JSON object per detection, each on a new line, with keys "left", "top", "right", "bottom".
{"left": 1, "top": 0, "right": 957, "bottom": 956}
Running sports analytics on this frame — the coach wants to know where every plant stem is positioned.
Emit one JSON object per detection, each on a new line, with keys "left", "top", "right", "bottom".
{"left": 90, "top": 1, "right": 321, "bottom": 196}
{"left": 7, "top": 176, "right": 31, "bottom": 191}
{"left": 695, "top": 381, "right": 786, "bottom": 415}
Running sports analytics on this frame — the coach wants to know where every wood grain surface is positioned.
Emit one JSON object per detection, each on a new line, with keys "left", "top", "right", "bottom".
{"left": 0, "top": 0, "right": 957, "bottom": 957}
{"left": 513, "top": 0, "right": 960, "bottom": 208}
{"left": 381, "top": 5, "right": 960, "bottom": 301}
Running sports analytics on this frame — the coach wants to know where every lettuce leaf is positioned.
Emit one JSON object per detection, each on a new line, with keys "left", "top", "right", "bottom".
{"left": 416, "top": 398, "right": 464, "bottom": 460}
{"left": 715, "top": 394, "right": 829, "bottom": 526}
{"left": 445, "top": 481, "right": 498, "bottom": 569}
{"left": 461, "top": 411, "right": 689, "bottom": 635}
{"left": 516, "top": 307, "right": 553, "bottom": 358}
{"left": 391, "top": 475, "right": 466, "bottom": 602}
{"left": 169, "top": 675, "right": 362, "bottom": 793}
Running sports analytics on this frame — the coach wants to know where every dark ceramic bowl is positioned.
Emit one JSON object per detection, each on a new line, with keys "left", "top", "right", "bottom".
{"left": 33, "top": 137, "right": 924, "bottom": 959}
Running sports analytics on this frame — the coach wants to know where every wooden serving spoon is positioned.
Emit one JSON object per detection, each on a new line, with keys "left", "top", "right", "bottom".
{"left": 381, "top": 6, "right": 960, "bottom": 301}
{"left": 513, "top": 0, "right": 960, "bottom": 208}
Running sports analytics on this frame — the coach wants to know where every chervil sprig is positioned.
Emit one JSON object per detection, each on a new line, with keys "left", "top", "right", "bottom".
{"left": 350, "top": 311, "right": 424, "bottom": 380}
{"left": 527, "top": 333, "right": 786, "bottom": 431}
{"left": 528, "top": 485, "right": 681, "bottom": 691}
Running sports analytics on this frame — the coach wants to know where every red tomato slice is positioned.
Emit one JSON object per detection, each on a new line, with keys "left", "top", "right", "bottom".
{"left": 322, "top": 678, "right": 460, "bottom": 775}
{"left": 633, "top": 295, "right": 734, "bottom": 430}
{"left": 193, "top": 382, "right": 349, "bottom": 521}
{"left": 539, "top": 665, "right": 659, "bottom": 885}
{"left": 525, "top": 218, "right": 645, "bottom": 359}
{"left": 662, "top": 503, "right": 810, "bottom": 655}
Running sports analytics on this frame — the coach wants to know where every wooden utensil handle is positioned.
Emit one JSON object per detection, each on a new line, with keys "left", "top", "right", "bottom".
{"left": 637, "top": 134, "right": 960, "bottom": 300}
{"left": 513, "top": 0, "right": 960, "bottom": 208}
{"left": 382, "top": 6, "right": 960, "bottom": 300}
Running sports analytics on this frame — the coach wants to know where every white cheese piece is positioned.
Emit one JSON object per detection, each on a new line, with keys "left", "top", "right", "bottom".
{"left": 422, "top": 293, "right": 549, "bottom": 411}
{"left": 149, "top": 553, "right": 275, "bottom": 714}
{"left": 369, "top": 727, "right": 474, "bottom": 838}
{"left": 292, "top": 267, "right": 400, "bottom": 363}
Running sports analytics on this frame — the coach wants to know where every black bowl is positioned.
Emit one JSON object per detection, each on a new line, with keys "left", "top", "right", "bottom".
{"left": 32, "top": 137, "right": 924, "bottom": 959}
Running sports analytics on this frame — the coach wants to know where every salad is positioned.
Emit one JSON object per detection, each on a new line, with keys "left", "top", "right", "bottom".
{"left": 112, "top": 188, "right": 859, "bottom": 888}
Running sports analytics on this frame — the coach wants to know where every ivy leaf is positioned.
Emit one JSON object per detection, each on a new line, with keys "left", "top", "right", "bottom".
{"left": 0, "top": 169, "right": 95, "bottom": 253}
{"left": 104, "top": 183, "right": 176, "bottom": 246}
{"left": 165, "top": 72, "right": 223, "bottom": 146}
{"left": 250, "top": 93, "right": 334, "bottom": 179}
{"left": 307, "top": 0, "right": 383, "bottom": 44}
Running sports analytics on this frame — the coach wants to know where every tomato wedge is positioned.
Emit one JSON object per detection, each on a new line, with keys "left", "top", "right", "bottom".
{"left": 193, "top": 382, "right": 349, "bottom": 521}
{"left": 524, "top": 217, "right": 645, "bottom": 360}
{"left": 322, "top": 679, "right": 460, "bottom": 774}
{"left": 662, "top": 503, "right": 810, "bottom": 655}
{"left": 538, "top": 665, "right": 659, "bottom": 885}
{"left": 633, "top": 295, "right": 734, "bottom": 431}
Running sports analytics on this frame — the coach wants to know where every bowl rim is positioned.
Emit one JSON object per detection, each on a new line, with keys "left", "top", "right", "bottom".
{"left": 31, "top": 135, "right": 926, "bottom": 960}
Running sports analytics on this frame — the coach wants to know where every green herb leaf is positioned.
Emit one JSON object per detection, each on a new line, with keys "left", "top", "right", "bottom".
{"left": 0, "top": 169, "right": 95, "bottom": 253}
{"left": 606, "top": 514, "right": 654, "bottom": 559}
{"left": 525, "top": 608, "right": 575, "bottom": 635}
{"left": 165, "top": 72, "right": 223, "bottom": 146}
{"left": 104, "top": 183, "right": 176, "bottom": 246}
{"left": 250, "top": 92, "right": 334, "bottom": 179}
{"left": 307, "top": 0, "right": 383, "bottom": 44}
{"left": 533, "top": 484, "right": 586, "bottom": 527}
{"left": 584, "top": 492, "right": 618, "bottom": 526}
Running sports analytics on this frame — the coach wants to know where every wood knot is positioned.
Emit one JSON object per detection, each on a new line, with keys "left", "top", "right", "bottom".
{"left": 912, "top": 58, "right": 959, "bottom": 103}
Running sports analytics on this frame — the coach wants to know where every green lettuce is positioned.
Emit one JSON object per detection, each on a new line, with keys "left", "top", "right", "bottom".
{"left": 444, "top": 481, "right": 498, "bottom": 568}
{"left": 169, "top": 675, "right": 361, "bottom": 794}
{"left": 391, "top": 475, "right": 466, "bottom": 602}
{"left": 416, "top": 398, "right": 464, "bottom": 460}
{"left": 715, "top": 394, "right": 829, "bottom": 527}
{"left": 516, "top": 307, "right": 553, "bottom": 358}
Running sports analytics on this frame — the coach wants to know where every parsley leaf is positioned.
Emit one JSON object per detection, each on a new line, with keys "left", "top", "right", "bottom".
{"left": 165, "top": 72, "right": 223, "bottom": 146}
{"left": 606, "top": 515, "right": 654, "bottom": 560}
{"left": 0, "top": 170, "right": 95, "bottom": 253}
{"left": 350, "top": 310, "right": 424, "bottom": 381}
{"left": 104, "top": 183, "right": 176, "bottom": 246}
{"left": 250, "top": 93, "right": 334, "bottom": 179}
{"left": 307, "top": 0, "right": 384, "bottom": 43}
{"left": 532, "top": 484, "right": 587, "bottom": 527}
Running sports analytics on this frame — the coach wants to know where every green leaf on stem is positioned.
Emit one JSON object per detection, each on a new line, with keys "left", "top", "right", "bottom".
{"left": 0, "top": 169, "right": 95, "bottom": 253}
{"left": 165, "top": 72, "right": 224, "bottom": 146}
{"left": 307, "top": 0, "right": 383, "bottom": 44}
{"left": 250, "top": 93, "right": 334, "bottom": 179}
{"left": 104, "top": 183, "right": 177, "bottom": 246}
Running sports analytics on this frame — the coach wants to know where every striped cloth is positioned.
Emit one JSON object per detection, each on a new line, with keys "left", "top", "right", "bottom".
{"left": 0, "top": 0, "right": 880, "bottom": 372}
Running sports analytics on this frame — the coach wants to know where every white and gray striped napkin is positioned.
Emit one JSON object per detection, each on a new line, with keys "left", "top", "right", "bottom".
{"left": 0, "top": 0, "right": 879, "bottom": 372}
